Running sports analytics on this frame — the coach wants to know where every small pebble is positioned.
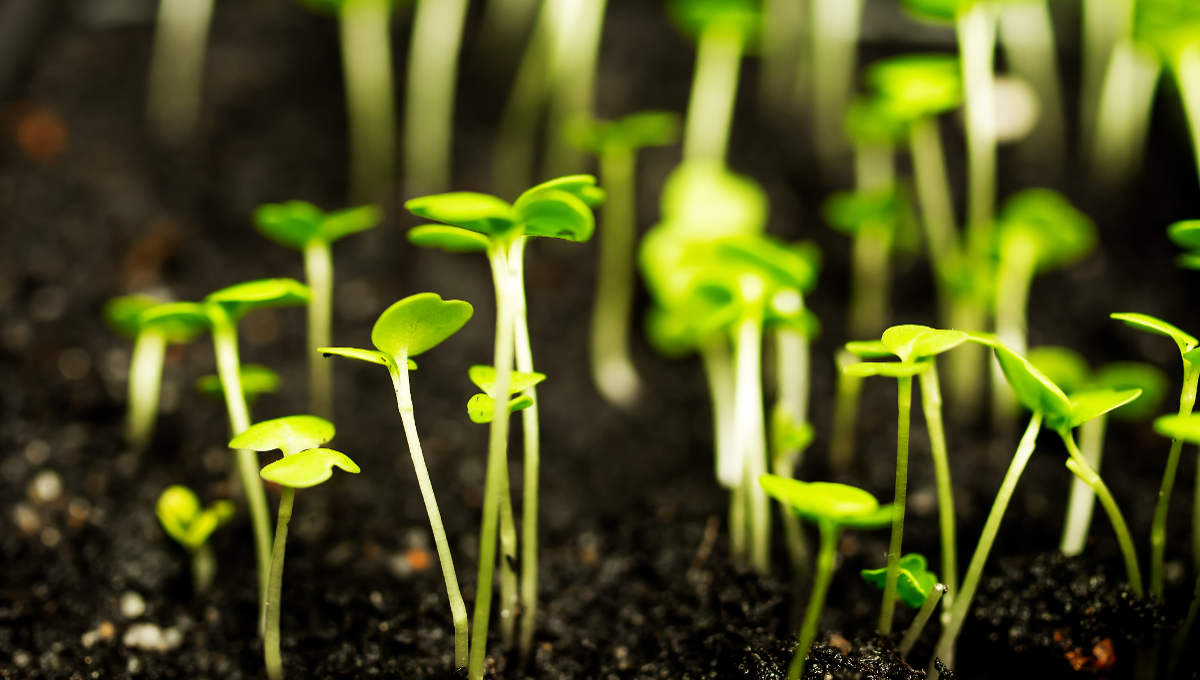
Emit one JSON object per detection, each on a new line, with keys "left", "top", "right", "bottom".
{"left": 80, "top": 621, "right": 116, "bottom": 648}
{"left": 120, "top": 591, "right": 146, "bottom": 619}
{"left": 28, "top": 469, "right": 62, "bottom": 504}
{"left": 127, "top": 656, "right": 141, "bottom": 674}
{"left": 12, "top": 650, "right": 31, "bottom": 667}
{"left": 123, "top": 623, "right": 183, "bottom": 651}
{"left": 13, "top": 503, "right": 41, "bottom": 535}
{"left": 24, "top": 440, "right": 50, "bottom": 465}
{"left": 40, "top": 526, "right": 60, "bottom": 547}
{"left": 67, "top": 497, "right": 91, "bottom": 525}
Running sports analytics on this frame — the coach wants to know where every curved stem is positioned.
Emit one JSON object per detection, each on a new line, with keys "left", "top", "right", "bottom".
{"left": 405, "top": 0, "right": 470, "bottom": 196}
{"left": 733, "top": 308, "right": 770, "bottom": 573}
{"left": 391, "top": 361, "right": 469, "bottom": 669}
{"left": 192, "top": 542, "right": 216, "bottom": 594}
{"left": 127, "top": 328, "right": 167, "bottom": 453}
{"left": 146, "top": 0, "right": 214, "bottom": 145}
{"left": 880, "top": 375, "right": 912, "bottom": 634}
{"left": 304, "top": 241, "right": 334, "bottom": 420}
{"left": 919, "top": 364, "right": 957, "bottom": 619}
{"left": 1151, "top": 361, "right": 1200, "bottom": 597}
{"left": 1090, "top": 40, "right": 1161, "bottom": 185}
{"left": 998, "top": 0, "right": 1065, "bottom": 177}
{"left": 899, "top": 583, "right": 945, "bottom": 657}
{"left": 788, "top": 522, "right": 840, "bottom": 680}
{"left": 1061, "top": 415, "right": 1107, "bottom": 557}
{"left": 340, "top": 0, "right": 396, "bottom": 205}
{"left": 909, "top": 116, "right": 958, "bottom": 282}
{"left": 848, "top": 220, "right": 892, "bottom": 342}
{"left": 683, "top": 20, "right": 744, "bottom": 164}
{"left": 263, "top": 486, "right": 294, "bottom": 680}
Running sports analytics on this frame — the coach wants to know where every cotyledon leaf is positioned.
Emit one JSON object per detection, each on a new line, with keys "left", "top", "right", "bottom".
{"left": 371, "top": 294, "right": 473, "bottom": 359}
{"left": 229, "top": 415, "right": 335, "bottom": 457}
{"left": 259, "top": 448, "right": 360, "bottom": 488}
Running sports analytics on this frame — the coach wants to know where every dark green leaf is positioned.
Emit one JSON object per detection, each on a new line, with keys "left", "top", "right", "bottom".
{"left": 844, "top": 96, "right": 909, "bottom": 144}
{"left": 1169, "top": 220, "right": 1200, "bottom": 248}
{"left": 371, "top": 293, "right": 473, "bottom": 358}
{"left": 823, "top": 188, "right": 899, "bottom": 237}
{"left": 900, "top": 0, "right": 972, "bottom": 23}
{"left": 229, "top": 415, "right": 335, "bottom": 456}
{"left": 253, "top": 201, "right": 324, "bottom": 250}
{"left": 404, "top": 192, "right": 517, "bottom": 235}
{"left": 259, "top": 447, "right": 360, "bottom": 488}
{"left": 408, "top": 225, "right": 490, "bottom": 253}
{"left": 667, "top": 0, "right": 760, "bottom": 41}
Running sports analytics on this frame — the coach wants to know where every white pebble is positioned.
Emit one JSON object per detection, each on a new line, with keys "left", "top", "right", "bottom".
{"left": 120, "top": 591, "right": 146, "bottom": 619}
{"left": 28, "top": 470, "right": 62, "bottom": 504}
{"left": 12, "top": 503, "right": 41, "bottom": 535}
{"left": 123, "top": 623, "right": 182, "bottom": 651}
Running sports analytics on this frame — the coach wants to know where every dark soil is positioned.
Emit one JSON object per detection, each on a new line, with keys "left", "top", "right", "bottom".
{"left": 2, "top": 0, "right": 1199, "bottom": 679}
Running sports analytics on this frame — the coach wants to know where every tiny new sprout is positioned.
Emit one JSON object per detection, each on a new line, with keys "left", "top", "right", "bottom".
{"left": 253, "top": 201, "right": 381, "bottom": 419}
{"left": 861, "top": 553, "right": 946, "bottom": 656}
{"left": 759, "top": 474, "right": 892, "bottom": 680}
{"left": 466, "top": 365, "right": 546, "bottom": 424}
{"left": 145, "top": 0, "right": 215, "bottom": 144}
{"left": 1112, "top": 312, "right": 1200, "bottom": 596}
{"left": 103, "top": 296, "right": 208, "bottom": 455}
{"left": 844, "top": 324, "right": 966, "bottom": 634}
{"left": 156, "top": 485, "right": 234, "bottom": 593}
{"left": 568, "top": 111, "right": 680, "bottom": 409}
{"left": 230, "top": 415, "right": 359, "bottom": 680}
{"left": 321, "top": 293, "right": 472, "bottom": 670}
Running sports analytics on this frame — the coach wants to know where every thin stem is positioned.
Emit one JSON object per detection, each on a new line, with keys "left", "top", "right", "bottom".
{"left": 757, "top": 0, "right": 807, "bottom": 115}
{"left": 1090, "top": 40, "right": 1161, "bottom": 185}
{"left": 810, "top": 0, "right": 864, "bottom": 175}
{"left": 264, "top": 486, "right": 294, "bottom": 680}
{"left": 701, "top": 335, "right": 740, "bottom": 488}
{"left": 126, "top": 328, "right": 167, "bottom": 453}
{"left": 304, "top": 241, "right": 334, "bottom": 420}
{"left": 848, "top": 220, "right": 892, "bottom": 342}
{"left": 340, "top": 0, "right": 396, "bottom": 205}
{"left": 880, "top": 375, "right": 913, "bottom": 635}
{"left": 192, "top": 542, "right": 216, "bottom": 594}
{"left": 477, "top": 0, "right": 540, "bottom": 60}
{"left": 146, "top": 0, "right": 214, "bottom": 145}
{"left": 590, "top": 144, "right": 641, "bottom": 409}
{"left": 909, "top": 116, "right": 958, "bottom": 282}
{"left": 391, "top": 361, "right": 470, "bottom": 669}
{"left": 1079, "top": 0, "right": 1135, "bottom": 159}
{"left": 899, "top": 583, "right": 946, "bottom": 657}
{"left": 934, "top": 412, "right": 1042, "bottom": 673}
{"left": 1177, "top": 45, "right": 1200, "bottom": 191}
{"left": 1061, "top": 415, "right": 1107, "bottom": 557}
{"left": 1061, "top": 431, "right": 1143, "bottom": 597}
{"left": 729, "top": 475, "right": 748, "bottom": 563}
{"left": 991, "top": 233, "right": 1036, "bottom": 427}
{"left": 1152, "top": 361, "right": 1199, "bottom": 597}
{"left": 788, "top": 522, "right": 841, "bottom": 680}
{"left": 957, "top": 3, "right": 998, "bottom": 255}
{"left": 997, "top": 1, "right": 1065, "bottom": 177}
{"left": 830, "top": 349, "right": 863, "bottom": 472}
{"left": 492, "top": 8, "right": 550, "bottom": 200}
{"left": 404, "top": 0, "right": 469, "bottom": 196}
{"left": 682, "top": 20, "right": 744, "bottom": 164}
{"left": 855, "top": 141, "right": 894, "bottom": 193}
{"left": 542, "top": 0, "right": 608, "bottom": 178}
{"left": 733, "top": 307, "right": 770, "bottom": 573}
{"left": 773, "top": 326, "right": 811, "bottom": 578}
{"left": 919, "top": 364, "right": 957, "bottom": 618}
{"left": 944, "top": 298, "right": 986, "bottom": 420}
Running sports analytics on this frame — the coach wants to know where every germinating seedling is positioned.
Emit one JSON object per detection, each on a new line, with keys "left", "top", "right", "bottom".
{"left": 103, "top": 296, "right": 208, "bottom": 456}
{"left": 568, "top": 111, "right": 680, "bottom": 409}
{"left": 406, "top": 175, "right": 601, "bottom": 671}
{"left": 156, "top": 485, "right": 235, "bottom": 593}
{"left": 823, "top": 187, "right": 903, "bottom": 340}
{"left": 760, "top": 474, "right": 892, "bottom": 680}
{"left": 253, "top": 200, "right": 381, "bottom": 419}
{"left": 321, "top": 293, "right": 472, "bottom": 670}
{"left": 861, "top": 553, "right": 946, "bottom": 656}
{"left": 145, "top": 0, "right": 216, "bottom": 144}
{"left": 229, "top": 415, "right": 359, "bottom": 680}
{"left": 466, "top": 365, "right": 545, "bottom": 424}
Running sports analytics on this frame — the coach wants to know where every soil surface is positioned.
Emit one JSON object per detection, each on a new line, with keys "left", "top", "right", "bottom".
{"left": 2, "top": 1, "right": 1199, "bottom": 679}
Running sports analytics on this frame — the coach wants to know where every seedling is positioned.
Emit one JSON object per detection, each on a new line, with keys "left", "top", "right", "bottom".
{"left": 320, "top": 293, "right": 473, "bottom": 669}
{"left": 406, "top": 176, "right": 601, "bottom": 670}
{"left": 155, "top": 485, "right": 234, "bottom": 593}
{"left": 861, "top": 552, "right": 946, "bottom": 656}
{"left": 203, "top": 278, "right": 311, "bottom": 631}
{"left": 103, "top": 296, "right": 208, "bottom": 455}
{"left": 1168, "top": 219, "right": 1200, "bottom": 269}
{"left": 823, "top": 188, "right": 903, "bottom": 340}
{"left": 253, "top": 201, "right": 382, "bottom": 419}
{"left": 844, "top": 324, "right": 967, "bottom": 633}
{"left": 466, "top": 365, "right": 545, "bottom": 424}
{"left": 145, "top": 0, "right": 215, "bottom": 144}
{"left": 230, "top": 415, "right": 360, "bottom": 680}
{"left": 1112, "top": 312, "right": 1200, "bottom": 596}
{"left": 1152, "top": 413, "right": 1200, "bottom": 671}
{"left": 568, "top": 111, "right": 680, "bottom": 408}
{"left": 759, "top": 474, "right": 892, "bottom": 680}
{"left": 195, "top": 364, "right": 282, "bottom": 407}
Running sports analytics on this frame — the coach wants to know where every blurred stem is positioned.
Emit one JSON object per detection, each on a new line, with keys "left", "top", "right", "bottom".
{"left": 1091, "top": 40, "right": 1160, "bottom": 186}
{"left": 493, "top": 9, "right": 550, "bottom": 200}
{"left": 733, "top": 305, "right": 770, "bottom": 574}
{"left": 758, "top": 0, "right": 808, "bottom": 116}
{"left": 773, "top": 325, "right": 811, "bottom": 579}
{"left": 263, "top": 486, "right": 294, "bottom": 680}
{"left": 1151, "top": 361, "right": 1200, "bottom": 597}
{"left": 304, "top": 240, "right": 333, "bottom": 420}
{"left": 957, "top": 3, "right": 997, "bottom": 257}
{"left": 146, "top": 0, "right": 214, "bottom": 145}
{"left": 405, "top": 0, "right": 470, "bottom": 196}
{"left": 1176, "top": 45, "right": 1200, "bottom": 194}
{"left": 880, "top": 375, "right": 912, "bottom": 635}
{"left": 811, "top": 0, "right": 864, "bottom": 177}
{"left": 542, "top": 0, "right": 608, "bottom": 178}
{"left": 1061, "top": 415, "right": 1107, "bottom": 557}
{"left": 991, "top": 234, "right": 1036, "bottom": 427}
{"left": 830, "top": 349, "right": 863, "bottom": 472}
{"left": 909, "top": 116, "right": 957, "bottom": 281}
{"left": 127, "top": 328, "right": 167, "bottom": 454}
{"left": 683, "top": 20, "right": 744, "bottom": 164}
{"left": 849, "top": 221, "right": 892, "bottom": 342}
{"left": 1079, "top": 0, "right": 1135, "bottom": 161}
{"left": 192, "top": 542, "right": 216, "bottom": 594}
{"left": 340, "top": 0, "right": 396, "bottom": 205}
{"left": 944, "top": 298, "right": 986, "bottom": 421}
{"left": 788, "top": 521, "right": 840, "bottom": 680}
{"left": 919, "top": 364, "right": 957, "bottom": 620}
{"left": 998, "top": 0, "right": 1065, "bottom": 178}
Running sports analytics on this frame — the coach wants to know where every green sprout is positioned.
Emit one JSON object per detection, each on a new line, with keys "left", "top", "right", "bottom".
{"left": 103, "top": 296, "right": 208, "bottom": 455}
{"left": 1169, "top": 219, "right": 1200, "bottom": 269}
{"left": 466, "top": 365, "right": 545, "bottom": 424}
{"left": 321, "top": 293, "right": 472, "bottom": 670}
{"left": 823, "top": 187, "right": 904, "bottom": 340}
{"left": 759, "top": 474, "right": 892, "bottom": 680}
{"left": 230, "top": 415, "right": 359, "bottom": 680}
{"left": 861, "top": 552, "right": 947, "bottom": 656}
{"left": 844, "top": 324, "right": 967, "bottom": 634}
{"left": 203, "top": 278, "right": 311, "bottom": 632}
{"left": 568, "top": 111, "right": 680, "bottom": 409}
{"left": 1112, "top": 312, "right": 1200, "bottom": 596}
{"left": 196, "top": 364, "right": 282, "bottom": 407}
{"left": 755, "top": 0, "right": 807, "bottom": 117}
{"left": 253, "top": 201, "right": 382, "bottom": 419}
{"left": 406, "top": 177, "right": 601, "bottom": 672}
{"left": 1079, "top": 0, "right": 1141, "bottom": 174}
{"left": 403, "top": 0, "right": 470, "bottom": 195}
{"left": 155, "top": 485, "right": 235, "bottom": 593}
{"left": 145, "top": 0, "right": 216, "bottom": 144}
{"left": 1152, "top": 413, "right": 1200, "bottom": 672}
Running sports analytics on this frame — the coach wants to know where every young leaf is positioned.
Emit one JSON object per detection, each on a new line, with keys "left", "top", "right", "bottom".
{"left": 992, "top": 343, "right": 1073, "bottom": 421}
{"left": 1027, "top": 346, "right": 1091, "bottom": 395}
{"left": 845, "top": 340, "right": 894, "bottom": 360}
{"left": 759, "top": 474, "right": 892, "bottom": 528}
{"left": 408, "top": 225, "right": 490, "bottom": 253}
{"left": 772, "top": 412, "right": 814, "bottom": 453}
{"left": 156, "top": 485, "right": 235, "bottom": 552}
{"left": 404, "top": 193, "right": 518, "bottom": 235}
{"left": 667, "top": 0, "right": 760, "bottom": 40}
{"left": 205, "top": 278, "right": 312, "bottom": 320}
{"left": 867, "top": 53, "right": 963, "bottom": 120}
{"left": 253, "top": 201, "right": 326, "bottom": 250}
{"left": 514, "top": 189, "right": 595, "bottom": 242}
{"left": 1092, "top": 362, "right": 1169, "bottom": 420}
{"left": 320, "top": 347, "right": 392, "bottom": 366}
{"left": 319, "top": 205, "right": 382, "bottom": 242}
{"left": 468, "top": 365, "right": 547, "bottom": 396}
{"left": 881, "top": 324, "right": 968, "bottom": 363}
{"left": 138, "top": 303, "right": 211, "bottom": 343}
{"left": 998, "top": 189, "right": 1096, "bottom": 273}
{"left": 713, "top": 235, "right": 821, "bottom": 294}
{"left": 861, "top": 553, "right": 939, "bottom": 608}
{"left": 824, "top": 189, "right": 899, "bottom": 238}
{"left": 843, "top": 360, "right": 929, "bottom": 379}
{"left": 196, "top": 364, "right": 281, "bottom": 401}
{"left": 259, "top": 447, "right": 360, "bottom": 488}
{"left": 104, "top": 295, "right": 165, "bottom": 338}
{"left": 1111, "top": 312, "right": 1199, "bottom": 354}
{"left": 517, "top": 175, "right": 606, "bottom": 209}
{"left": 1155, "top": 413, "right": 1200, "bottom": 442}
{"left": 616, "top": 111, "right": 681, "bottom": 149}
{"left": 844, "top": 97, "right": 909, "bottom": 145}
{"left": 467, "top": 394, "right": 536, "bottom": 423}
{"left": 229, "top": 415, "right": 335, "bottom": 456}
{"left": 1168, "top": 220, "right": 1200, "bottom": 248}
{"left": 370, "top": 294, "right": 473, "bottom": 359}
{"left": 658, "top": 163, "right": 767, "bottom": 237}
{"left": 1063, "top": 388, "right": 1143, "bottom": 430}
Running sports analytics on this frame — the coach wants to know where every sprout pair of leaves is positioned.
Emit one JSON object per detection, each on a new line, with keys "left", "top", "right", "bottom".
{"left": 845, "top": 325, "right": 968, "bottom": 376}
{"left": 566, "top": 112, "right": 680, "bottom": 156}
{"left": 667, "top": 0, "right": 761, "bottom": 47}
{"left": 206, "top": 279, "right": 313, "bottom": 321}
{"left": 862, "top": 553, "right": 939, "bottom": 608}
{"left": 844, "top": 54, "right": 963, "bottom": 146}
{"left": 196, "top": 365, "right": 282, "bottom": 405}
{"left": 1027, "top": 346, "right": 1167, "bottom": 421}
{"left": 996, "top": 189, "right": 1096, "bottom": 274}
{"left": 321, "top": 293, "right": 472, "bottom": 373}
{"left": 407, "top": 176, "right": 604, "bottom": 253}
{"left": 157, "top": 486, "right": 235, "bottom": 553}
{"left": 104, "top": 296, "right": 210, "bottom": 344}
{"left": 759, "top": 474, "right": 893, "bottom": 531}
{"left": 253, "top": 202, "right": 381, "bottom": 252}
{"left": 467, "top": 366, "right": 546, "bottom": 424}
{"left": 230, "top": 415, "right": 360, "bottom": 488}
{"left": 1168, "top": 220, "right": 1200, "bottom": 269}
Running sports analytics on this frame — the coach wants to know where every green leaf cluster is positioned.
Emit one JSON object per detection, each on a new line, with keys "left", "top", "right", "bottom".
{"left": 466, "top": 365, "right": 546, "bottom": 424}
{"left": 253, "top": 201, "right": 381, "bottom": 251}
{"left": 566, "top": 111, "right": 680, "bottom": 155}
{"left": 861, "top": 553, "right": 939, "bottom": 608}
{"left": 156, "top": 485, "right": 235, "bottom": 552}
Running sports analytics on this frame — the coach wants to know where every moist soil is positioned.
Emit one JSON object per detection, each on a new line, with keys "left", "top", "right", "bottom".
{"left": 2, "top": 1, "right": 1200, "bottom": 678}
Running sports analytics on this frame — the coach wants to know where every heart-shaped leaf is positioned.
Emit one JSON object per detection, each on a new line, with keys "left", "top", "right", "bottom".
{"left": 205, "top": 279, "right": 312, "bottom": 320}
{"left": 156, "top": 485, "right": 235, "bottom": 552}
{"left": 868, "top": 53, "right": 963, "bottom": 120}
{"left": 1092, "top": 362, "right": 1168, "bottom": 420}
{"left": 517, "top": 175, "right": 606, "bottom": 209}
{"left": 371, "top": 293, "right": 473, "bottom": 358}
{"left": 1027, "top": 346, "right": 1091, "bottom": 395}
{"left": 1062, "top": 388, "right": 1143, "bottom": 430}
{"left": 515, "top": 188, "right": 596, "bottom": 242}
{"left": 195, "top": 364, "right": 281, "bottom": 402}
{"left": 405, "top": 192, "right": 518, "bottom": 235}
{"left": 253, "top": 201, "right": 325, "bottom": 250}
{"left": 1111, "top": 312, "right": 1199, "bottom": 355}
{"left": 467, "top": 394, "right": 536, "bottom": 423}
{"left": 320, "top": 346, "right": 417, "bottom": 370}
{"left": 759, "top": 474, "right": 892, "bottom": 529}
{"left": 104, "top": 295, "right": 164, "bottom": 338}
{"left": 1155, "top": 413, "right": 1200, "bottom": 442}
{"left": 229, "top": 415, "right": 335, "bottom": 456}
{"left": 993, "top": 343, "right": 1072, "bottom": 421}
{"left": 881, "top": 324, "right": 968, "bottom": 363}
{"left": 259, "top": 447, "right": 360, "bottom": 488}
{"left": 408, "top": 225, "right": 490, "bottom": 253}
{"left": 998, "top": 189, "right": 1096, "bottom": 273}
{"left": 861, "top": 552, "right": 939, "bottom": 608}
{"left": 468, "top": 365, "right": 547, "bottom": 396}
{"left": 843, "top": 360, "right": 929, "bottom": 379}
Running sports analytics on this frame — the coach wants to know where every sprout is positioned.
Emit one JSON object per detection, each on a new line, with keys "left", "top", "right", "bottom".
{"left": 823, "top": 188, "right": 904, "bottom": 339}
{"left": 861, "top": 553, "right": 947, "bottom": 657}
{"left": 759, "top": 474, "right": 892, "bottom": 680}
{"left": 1152, "top": 412, "right": 1200, "bottom": 671}
{"left": 195, "top": 364, "right": 282, "bottom": 407}
{"left": 1133, "top": 0, "right": 1200, "bottom": 190}
{"left": 253, "top": 201, "right": 381, "bottom": 419}
{"left": 155, "top": 485, "right": 234, "bottom": 593}
{"left": 466, "top": 365, "right": 546, "bottom": 424}
{"left": 230, "top": 415, "right": 359, "bottom": 680}
{"left": 103, "top": 296, "right": 208, "bottom": 456}
{"left": 407, "top": 176, "right": 601, "bottom": 669}
{"left": 145, "top": 0, "right": 215, "bottom": 144}
{"left": 808, "top": 0, "right": 870, "bottom": 175}
{"left": 1168, "top": 219, "right": 1200, "bottom": 269}
{"left": 321, "top": 293, "right": 473, "bottom": 670}
{"left": 568, "top": 111, "right": 681, "bottom": 409}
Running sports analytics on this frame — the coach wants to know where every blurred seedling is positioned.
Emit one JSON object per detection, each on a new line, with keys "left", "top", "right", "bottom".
{"left": 1152, "top": 413, "right": 1200, "bottom": 672}
{"left": 230, "top": 416, "right": 359, "bottom": 680}
{"left": 568, "top": 111, "right": 680, "bottom": 409}
{"left": 146, "top": 0, "right": 216, "bottom": 144}
{"left": 407, "top": 176, "right": 601, "bottom": 668}
{"left": 253, "top": 201, "right": 381, "bottom": 419}
{"left": 466, "top": 365, "right": 545, "bottom": 424}
{"left": 760, "top": 474, "right": 892, "bottom": 680}
{"left": 321, "top": 293, "right": 472, "bottom": 670}
{"left": 103, "top": 296, "right": 207, "bottom": 456}
{"left": 844, "top": 325, "right": 966, "bottom": 633}
{"left": 196, "top": 364, "right": 282, "bottom": 408}
{"left": 808, "top": 0, "right": 869, "bottom": 174}
{"left": 155, "top": 485, "right": 234, "bottom": 593}
{"left": 1168, "top": 219, "right": 1200, "bottom": 269}
{"left": 823, "top": 187, "right": 904, "bottom": 340}
{"left": 403, "top": 0, "right": 470, "bottom": 195}
{"left": 1133, "top": 2, "right": 1200, "bottom": 192}
{"left": 861, "top": 553, "right": 946, "bottom": 656}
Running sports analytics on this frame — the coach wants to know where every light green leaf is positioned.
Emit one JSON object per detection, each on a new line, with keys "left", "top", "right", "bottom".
{"left": 138, "top": 302, "right": 211, "bottom": 344}
{"left": 844, "top": 96, "right": 909, "bottom": 145}
{"left": 103, "top": 295, "right": 164, "bottom": 338}
{"left": 259, "top": 447, "right": 360, "bottom": 488}
{"left": 229, "top": 415, "right": 335, "bottom": 456}
{"left": 900, "top": 0, "right": 973, "bottom": 23}
{"left": 1169, "top": 220, "right": 1200, "bottom": 248}
{"left": 371, "top": 293, "right": 473, "bottom": 358}
{"left": 319, "top": 205, "right": 381, "bottom": 242}
{"left": 253, "top": 201, "right": 324, "bottom": 250}
{"left": 668, "top": 0, "right": 760, "bottom": 40}
{"left": 758, "top": 474, "right": 891, "bottom": 529}
{"left": 517, "top": 175, "right": 606, "bottom": 208}
{"left": 998, "top": 190, "right": 1096, "bottom": 273}
{"left": 1111, "top": 312, "right": 1199, "bottom": 354}
{"left": 616, "top": 111, "right": 681, "bottom": 149}
{"left": 467, "top": 365, "right": 547, "bottom": 396}
{"left": 404, "top": 192, "right": 517, "bottom": 235}
{"left": 515, "top": 188, "right": 596, "bottom": 242}
{"left": 1063, "top": 388, "right": 1143, "bottom": 430}
{"left": 1093, "top": 362, "right": 1168, "bottom": 421}
{"left": 1155, "top": 413, "right": 1200, "bottom": 442}
{"left": 1027, "top": 346, "right": 1091, "bottom": 395}
{"left": 319, "top": 346, "right": 393, "bottom": 367}
{"left": 195, "top": 364, "right": 281, "bottom": 402}
{"left": 467, "top": 393, "right": 535, "bottom": 423}
{"left": 844, "top": 360, "right": 929, "bottom": 379}
{"left": 845, "top": 340, "right": 894, "bottom": 360}
{"left": 861, "top": 553, "right": 939, "bottom": 608}
{"left": 881, "top": 324, "right": 967, "bottom": 363}
{"left": 993, "top": 343, "right": 1072, "bottom": 420}
{"left": 658, "top": 163, "right": 767, "bottom": 238}
{"left": 156, "top": 485, "right": 235, "bottom": 552}
{"left": 205, "top": 279, "right": 312, "bottom": 320}
{"left": 772, "top": 412, "right": 814, "bottom": 454}
{"left": 408, "top": 225, "right": 490, "bottom": 253}
{"left": 868, "top": 53, "right": 962, "bottom": 120}
{"left": 823, "top": 188, "right": 899, "bottom": 237}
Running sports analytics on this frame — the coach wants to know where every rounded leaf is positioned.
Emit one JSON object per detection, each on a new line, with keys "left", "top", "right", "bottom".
{"left": 616, "top": 111, "right": 681, "bottom": 149}
{"left": 998, "top": 190, "right": 1096, "bottom": 273}
{"left": 515, "top": 188, "right": 595, "bottom": 242}
{"left": 205, "top": 279, "right": 312, "bottom": 320}
{"left": 156, "top": 486, "right": 234, "bottom": 552}
{"left": 319, "top": 346, "right": 393, "bottom": 367}
{"left": 712, "top": 235, "right": 821, "bottom": 294}
{"left": 1169, "top": 220, "right": 1200, "bottom": 248}
{"left": 868, "top": 54, "right": 963, "bottom": 120}
{"left": 1092, "top": 362, "right": 1169, "bottom": 420}
{"left": 195, "top": 364, "right": 281, "bottom": 401}
{"left": 405, "top": 192, "right": 517, "bottom": 235}
{"left": 138, "top": 303, "right": 210, "bottom": 343}
{"left": 408, "top": 225, "right": 490, "bottom": 253}
{"left": 758, "top": 474, "right": 890, "bottom": 529}
{"left": 1063, "top": 388, "right": 1143, "bottom": 430}
{"left": 1155, "top": 413, "right": 1200, "bottom": 443}
{"left": 320, "top": 205, "right": 381, "bottom": 242}
{"left": 103, "top": 295, "right": 163, "bottom": 338}
{"left": 668, "top": 0, "right": 760, "bottom": 41}
{"left": 467, "top": 394, "right": 535, "bottom": 423}
{"left": 1111, "top": 312, "right": 1199, "bottom": 354}
{"left": 845, "top": 340, "right": 894, "bottom": 360}
{"left": 881, "top": 325, "right": 968, "bottom": 363}
{"left": 259, "top": 447, "right": 360, "bottom": 488}
{"left": 658, "top": 163, "right": 767, "bottom": 237}
{"left": 253, "top": 201, "right": 324, "bottom": 250}
{"left": 1027, "top": 346, "right": 1091, "bottom": 395}
{"left": 843, "top": 360, "right": 929, "bottom": 379}
{"left": 861, "top": 553, "right": 939, "bottom": 608}
{"left": 993, "top": 343, "right": 1072, "bottom": 420}
{"left": 467, "top": 365, "right": 547, "bottom": 396}
{"left": 229, "top": 415, "right": 335, "bottom": 456}
{"left": 371, "top": 293, "right": 473, "bottom": 358}
{"left": 517, "top": 175, "right": 605, "bottom": 209}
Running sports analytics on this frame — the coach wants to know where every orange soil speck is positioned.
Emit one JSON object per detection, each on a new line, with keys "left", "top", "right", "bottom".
{"left": 15, "top": 106, "right": 68, "bottom": 163}
{"left": 404, "top": 547, "right": 432, "bottom": 571}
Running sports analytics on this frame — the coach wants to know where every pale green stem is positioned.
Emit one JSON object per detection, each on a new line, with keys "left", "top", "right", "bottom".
{"left": 944, "top": 298, "right": 986, "bottom": 420}
{"left": 127, "top": 328, "right": 167, "bottom": 453}
{"left": 492, "top": 9, "right": 550, "bottom": 200}
{"left": 510, "top": 240, "right": 541, "bottom": 660}
{"left": 1153, "top": 360, "right": 1200, "bottom": 597}
{"left": 957, "top": 3, "right": 997, "bottom": 256}
{"left": 590, "top": 144, "right": 641, "bottom": 409}
{"left": 880, "top": 375, "right": 913, "bottom": 635}
{"left": 682, "top": 20, "right": 744, "bottom": 164}
{"left": 263, "top": 486, "right": 294, "bottom": 680}
{"left": 1079, "top": 0, "right": 1134, "bottom": 160}
{"left": 899, "top": 583, "right": 946, "bottom": 657}
{"left": 733, "top": 306, "right": 770, "bottom": 574}
{"left": 390, "top": 360, "right": 470, "bottom": 669}
{"left": 1090, "top": 40, "right": 1160, "bottom": 186}
{"left": 991, "top": 233, "right": 1036, "bottom": 427}
{"left": 849, "top": 220, "right": 892, "bottom": 343}
{"left": 810, "top": 0, "right": 864, "bottom": 175}
{"left": 1061, "top": 430, "right": 1143, "bottom": 597}
{"left": 1176, "top": 45, "right": 1200, "bottom": 194}
{"left": 998, "top": 1, "right": 1065, "bottom": 177}
{"left": 209, "top": 306, "right": 272, "bottom": 636}
{"left": 404, "top": 0, "right": 469, "bottom": 196}
{"left": 830, "top": 349, "right": 863, "bottom": 472}
{"left": 192, "top": 542, "right": 216, "bottom": 594}
{"left": 702, "top": 334, "right": 740, "bottom": 489}
{"left": 146, "top": 0, "right": 214, "bottom": 145}
{"left": 1061, "top": 415, "right": 1107, "bottom": 557}
{"left": 304, "top": 240, "right": 333, "bottom": 420}
{"left": 933, "top": 412, "right": 1042, "bottom": 674}
{"left": 855, "top": 141, "right": 894, "bottom": 192}
{"left": 340, "top": 0, "right": 396, "bottom": 205}
{"left": 919, "top": 364, "right": 957, "bottom": 619}
{"left": 730, "top": 476, "right": 747, "bottom": 564}
{"left": 758, "top": 0, "right": 808, "bottom": 115}
{"left": 788, "top": 521, "right": 840, "bottom": 680}
{"left": 477, "top": 0, "right": 540, "bottom": 59}
{"left": 542, "top": 0, "right": 608, "bottom": 178}
{"left": 773, "top": 325, "right": 811, "bottom": 579}
{"left": 909, "top": 116, "right": 958, "bottom": 281}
